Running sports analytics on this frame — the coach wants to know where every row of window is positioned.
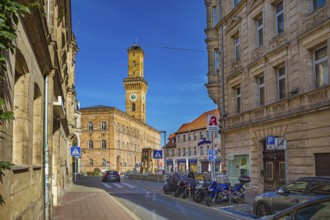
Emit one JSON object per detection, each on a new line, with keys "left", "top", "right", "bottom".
{"left": 177, "top": 131, "right": 219, "bottom": 143}
{"left": 88, "top": 121, "right": 107, "bottom": 131}
{"left": 213, "top": 1, "right": 327, "bottom": 73}
{"left": 88, "top": 140, "right": 107, "bottom": 149}
{"left": 166, "top": 145, "right": 219, "bottom": 157}
{"left": 88, "top": 159, "right": 107, "bottom": 166}
{"left": 233, "top": 46, "right": 328, "bottom": 113}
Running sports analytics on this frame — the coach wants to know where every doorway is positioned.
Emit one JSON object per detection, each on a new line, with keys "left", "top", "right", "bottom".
{"left": 263, "top": 150, "right": 285, "bottom": 192}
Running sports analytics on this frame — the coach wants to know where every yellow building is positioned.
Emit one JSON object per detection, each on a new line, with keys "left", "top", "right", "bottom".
{"left": 80, "top": 45, "right": 160, "bottom": 174}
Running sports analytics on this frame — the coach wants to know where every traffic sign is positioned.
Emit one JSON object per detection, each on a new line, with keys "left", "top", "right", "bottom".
{"left": 70, "top": 146, "right": 81, "bottom": 157}
{"left": 153, "top": 150, "right": 162, "bottom": 159}
{"left": 208, "top": 149, "right": 214, "bottom": 155}
{"left": 266, "top": 136, "right": 275, "bottom": 150}
{"left": 208, "top": 155, "right": 215, "bottom": 162}
{"left": 159, "top": 162, "right": 163, "bottom": 166}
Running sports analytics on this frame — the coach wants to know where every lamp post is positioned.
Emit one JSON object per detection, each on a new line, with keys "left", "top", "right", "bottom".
{"left": 160, "top": 131, "right": 166, "bottom": 184}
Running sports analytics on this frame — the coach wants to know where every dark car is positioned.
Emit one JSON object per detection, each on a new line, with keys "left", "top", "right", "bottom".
{"left": 253, "top": 176, "right": 330, "bottom": 217}
{"left": 261, "top": 195, "right": 330, "bottom": 220}
{"left": 102, "top": 171, "right": 120, "bottom": 182}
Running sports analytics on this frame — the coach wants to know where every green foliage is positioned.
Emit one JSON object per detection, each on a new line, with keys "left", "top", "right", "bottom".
{"left": 0, "top": 161, "right": 14, "bottom": 206}
{"left": 93, "top": 168, "right": 101, "bottom": 176}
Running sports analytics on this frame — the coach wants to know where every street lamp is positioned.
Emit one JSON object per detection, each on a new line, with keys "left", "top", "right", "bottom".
{"left": 160, "top": 131, "right": 166, "bottom": 184}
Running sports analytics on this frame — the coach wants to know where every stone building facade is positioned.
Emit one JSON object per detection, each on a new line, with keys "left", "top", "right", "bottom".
{"left": 204, "top": 0, "right": 330, "bottom": 193}
{"left": 80, "top": 106, "right": 160, "bottom": 174}
{"left": 166, "top": 109, "right": 221, "bottom": 174}
{"left": 80, "top": 45, "right": 160, "bottom": 174}
{"left": 0, "top": 0, "right": 78, "bottom": 219}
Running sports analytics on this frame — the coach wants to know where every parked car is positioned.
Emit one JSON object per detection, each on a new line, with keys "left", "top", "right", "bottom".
{"left": 260, "top": 195, "right": 330, "bottom": 220}
{"left": 253, "top": 176, "right": 330, "bottom": 217}
{"left": 102, "top": 171, "right": 120, "bottom": 182}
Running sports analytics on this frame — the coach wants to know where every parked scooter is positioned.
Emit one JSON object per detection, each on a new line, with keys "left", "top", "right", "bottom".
{"left": 163, "top": 173, "right": 181, "bottom": 194}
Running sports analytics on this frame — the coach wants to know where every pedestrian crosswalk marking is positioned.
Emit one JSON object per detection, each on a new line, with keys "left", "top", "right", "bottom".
{"left": 102, "top": 182, "right": 112, "bottom": 188}
{"left": 122, "top": 182, "right": 135, "bottom": 188}
{"left": 113, "top": 183, "right": 124, "bottom": 188}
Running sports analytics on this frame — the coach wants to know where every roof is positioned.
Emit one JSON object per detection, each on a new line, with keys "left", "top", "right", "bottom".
{"left": 80, "top": 105, "right": 114, "bottom": 110}
{"left": 175, "top": 109, "right": 219, "bottom": 134}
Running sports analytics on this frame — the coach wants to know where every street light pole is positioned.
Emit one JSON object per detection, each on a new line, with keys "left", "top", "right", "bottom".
{"left": 160, "top": 131, "right": 166, "bottom": 184}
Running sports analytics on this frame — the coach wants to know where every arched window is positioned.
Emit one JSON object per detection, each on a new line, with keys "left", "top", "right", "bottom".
{"left": 88, "top": 122, "right": 93, "bottom": 130}
{"left": 89, "top": 159, "right": 93, "bottom": 166}
{"left": 101, "top": 121, "right": 106, "bottom": 131}
{"left": 102, "top": 140, "right": 106, "bottom": 149}
{"left": 133, "top": 61, "right": 136, "bottom": 67}
{"left": 132, "top": 103, "right": 136, "bottom": 111}
{"left": 88, "top": 140, "right": 93, "bottom": 149}
{"left": 102, "top": 159, "right": 106, "bottom": 166}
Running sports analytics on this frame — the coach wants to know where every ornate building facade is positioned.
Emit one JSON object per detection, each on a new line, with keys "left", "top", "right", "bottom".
{"left": 204, "top": 0, "right": 330, "bottom": 193}
{"left": 80, "top": 45, "right": 160, "bottom": 174}
{"left": 166, "top": 109, "right": 221, "bottom": 174}
{"left": 0, "top": 1, "right": 78, "bottom": 219}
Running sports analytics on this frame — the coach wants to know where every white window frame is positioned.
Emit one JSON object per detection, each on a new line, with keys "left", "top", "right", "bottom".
{"left": 88, "top": 122, "right": 93, "bottom": 130}
{"left": 234, "top": 36, "right": 240, "bottom": 61}
{"left": 102, "top": 140, "right": 107, "bottom": 149}
{"left": 258, "top": 75, "right": 265, "bottom": 106}
{"left": 277, "top": 66, "right": 286, "bottom": 100}
{"left": 276, "top": 2, "right": 284, "bottom": 35}
{"left": 314, "top": 46, "right": 328, "bottom": 88}
{"left": 89, "top": 159, "right": 93, "bottom": 166}
{"left": 101, "top": 121, "right": 106, "bottom": 131}
{"left": 102, "top": 159, "right": 106, "bottom": 166}
{"left": 257, "top": 17, "right": 263, "bottom": 47}
{"left": 88, "top": 140, "right": 93, "bottom": 149}
{"left": 212, "top": 6, "right": 218, "bottom": 27}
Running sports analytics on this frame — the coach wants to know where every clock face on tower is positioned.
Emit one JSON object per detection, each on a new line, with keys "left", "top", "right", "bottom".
{"left": 129, "top": 94, "right": 137, "bottom": 101}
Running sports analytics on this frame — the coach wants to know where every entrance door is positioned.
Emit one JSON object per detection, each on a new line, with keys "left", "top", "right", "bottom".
{"left": 263, "top": 150, "right": 285, "bottom": 192}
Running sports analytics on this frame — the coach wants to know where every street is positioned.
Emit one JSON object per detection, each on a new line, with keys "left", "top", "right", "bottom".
{"left": 74, "top": 176, "right": 258, "bottom": 220}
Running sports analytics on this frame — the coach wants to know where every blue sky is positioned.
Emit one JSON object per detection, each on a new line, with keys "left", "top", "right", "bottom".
{"left": 71, "top": 0, "right": 217, "bottom": 142}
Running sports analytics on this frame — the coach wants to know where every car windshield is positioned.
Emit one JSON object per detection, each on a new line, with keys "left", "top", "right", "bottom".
{"left": 107, "top": 171, "right": 117, "bottom": 175}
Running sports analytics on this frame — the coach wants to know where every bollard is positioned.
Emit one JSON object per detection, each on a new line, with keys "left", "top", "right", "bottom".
{"left": 228, "top": 190, "right": 232, "bottom": 205}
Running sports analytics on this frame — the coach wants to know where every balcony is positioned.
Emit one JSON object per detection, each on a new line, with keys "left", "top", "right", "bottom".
{"left": 224, "top": 87, "right": 330, "bottom": 130}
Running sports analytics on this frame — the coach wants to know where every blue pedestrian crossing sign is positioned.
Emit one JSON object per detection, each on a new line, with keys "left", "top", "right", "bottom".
{"left": 153, "top": 150, "right": 162, "bottom": 159}
{"left": 70, "top": 146, "right": 81, "bottom": 157}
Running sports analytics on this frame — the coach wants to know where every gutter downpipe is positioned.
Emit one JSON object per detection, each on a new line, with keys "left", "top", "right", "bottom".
{"left": 44, "top": 1, "right": 50, "bottom": 220}
{"left": 219, "top": 0, "right": 226, "bottom": 175}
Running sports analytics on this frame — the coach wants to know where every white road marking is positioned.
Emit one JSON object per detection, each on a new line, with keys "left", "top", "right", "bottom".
{"left": 122, "top": 182, "right": 136, "bottom": 188}
{"left": 102, "top": 182, "right": 112, "bottom": 188}
{"left": 113, "top": 183, "right": 124, "bottom": 188}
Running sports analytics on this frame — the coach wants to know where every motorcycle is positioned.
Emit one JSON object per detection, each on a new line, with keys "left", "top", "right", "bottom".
{"left": 174, "top": 176, "right": 195, "bottom": 197}
{"left": 206, "top": 180, "right": 230, "bottom": 206}
{"left": 193, "top": 180, "right": 211, "bottom": 203}
{"left": 228, "top": 176, "right": 251, "bottom": 203}
{"left": 182, "top": 178, "right": 198, "bottom": 199}
{"left": 163, "top": 173, "right": 181, "bottom": 194}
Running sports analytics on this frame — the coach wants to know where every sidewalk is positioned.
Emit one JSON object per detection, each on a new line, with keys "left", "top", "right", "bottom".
{"left": 53, "top": 181, "right": 140, "bottom": 220}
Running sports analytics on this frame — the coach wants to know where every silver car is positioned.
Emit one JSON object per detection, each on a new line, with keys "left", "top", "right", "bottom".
{"left": 253, "top": 176, "right": 330, "bottom": 217}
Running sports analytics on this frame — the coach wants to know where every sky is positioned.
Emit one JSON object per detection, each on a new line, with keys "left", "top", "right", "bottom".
{"left": 71, "top": 0, "right": 217, "bottom": 143}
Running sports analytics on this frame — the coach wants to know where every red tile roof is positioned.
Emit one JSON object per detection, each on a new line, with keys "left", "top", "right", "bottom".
{"left": 175, "top": 109, "right": 219, "bottom": 134}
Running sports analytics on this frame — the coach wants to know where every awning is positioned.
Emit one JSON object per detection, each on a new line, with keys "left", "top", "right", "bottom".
{"left": 166, "top": 159, "right": 173, "bottom": 165}
{"left": 177, "top": 159, "right": 186, "bottom": 163}
{"left": 188, "top": 158, "right": 198, "bottom": 163}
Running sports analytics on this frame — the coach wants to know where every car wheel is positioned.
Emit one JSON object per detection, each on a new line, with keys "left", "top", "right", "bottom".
{"left": 256, "top": 202, "right": 272, "bottom": 217}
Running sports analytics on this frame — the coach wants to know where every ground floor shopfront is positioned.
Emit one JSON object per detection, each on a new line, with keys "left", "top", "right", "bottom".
{"left": 222, "top": 108, "right": 330, "bottom": 193}
{"left": 166, "top": 158, "right": 221, "bottom": 175}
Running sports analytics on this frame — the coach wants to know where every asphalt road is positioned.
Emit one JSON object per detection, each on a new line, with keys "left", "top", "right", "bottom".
{"left": 80, "top": 176, "right": 244, "bottom": 220}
